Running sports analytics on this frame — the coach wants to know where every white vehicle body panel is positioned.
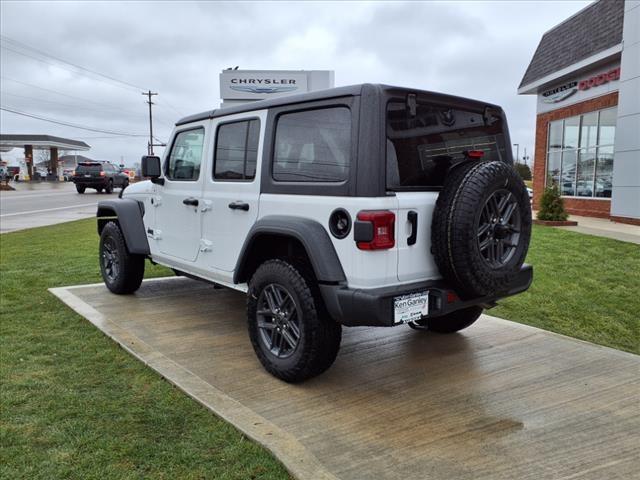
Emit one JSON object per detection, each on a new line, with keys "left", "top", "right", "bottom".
{"left": 394, "top": 191, "right": 441, "bottom": 282}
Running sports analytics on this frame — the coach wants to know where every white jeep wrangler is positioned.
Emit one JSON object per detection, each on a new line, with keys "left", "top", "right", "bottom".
{"left": 96, "top": 84, "right": 532, "bottom": 382}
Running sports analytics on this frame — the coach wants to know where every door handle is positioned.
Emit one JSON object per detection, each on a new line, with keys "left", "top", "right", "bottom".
{"left": 183, "top": 197, "right": 199, "bottom": 207}
{"left": 407, "top": 210, "right": 418, "bottom": 246}
{"left": 228, "top": 201, "right": 249, "bottom": 211}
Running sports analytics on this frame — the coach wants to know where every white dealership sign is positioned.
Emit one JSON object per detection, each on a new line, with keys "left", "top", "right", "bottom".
{"left": 219, "top": 70, "right": 333, "bottom": 107}
{"left": 220, "top": 71, "right": 309, "bottom": 100}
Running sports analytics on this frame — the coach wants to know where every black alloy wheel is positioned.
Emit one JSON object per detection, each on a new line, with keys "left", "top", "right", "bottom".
{"left": 256, "top": 284, "right": 301, "bottom": 359}
{"left": 477, "top": 189, "right": 522, "bottom": 267}
{"left": 99, "top": 221, "right": 145, "bottom": 294}
{"left": 101, "top": 236, "right": 120, "bottom": 283}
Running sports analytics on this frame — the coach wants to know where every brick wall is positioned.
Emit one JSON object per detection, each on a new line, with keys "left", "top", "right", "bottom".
{"left": 532, "top": 92, "right": 618, "bottom": 218}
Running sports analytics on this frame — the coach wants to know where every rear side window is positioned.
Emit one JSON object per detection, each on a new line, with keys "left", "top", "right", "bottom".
{"left": 165, "top": 128, "right": 205, "bottom": 181}
{"left": 386, "top": 101, "right": 507, "bottom": 189}
{"left": 214, "top": 119, "right": 260, "bottom": 181}
{"left": 273, "top": 107, "right": 351, "bottom": 183}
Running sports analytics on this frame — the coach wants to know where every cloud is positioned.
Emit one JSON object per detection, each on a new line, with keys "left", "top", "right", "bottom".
{"left": 1, "top": 0, "right": 590, "bottom": 165}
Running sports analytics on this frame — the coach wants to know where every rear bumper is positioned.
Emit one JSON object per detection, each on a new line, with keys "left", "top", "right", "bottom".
{"left": 73, "top": 177, "right": 107, "bottom": 187}
{"left": 320, "top": 264, "right": 533, "bottom": 327}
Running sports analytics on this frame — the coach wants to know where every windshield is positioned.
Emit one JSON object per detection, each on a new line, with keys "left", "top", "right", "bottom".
{"left": 386, "top": 101, "right": 507, "bottom": 189}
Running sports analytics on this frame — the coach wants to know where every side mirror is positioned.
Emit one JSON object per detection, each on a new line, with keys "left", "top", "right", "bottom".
{"left": 141, "top": 155, "right": 163, "bottom": 184}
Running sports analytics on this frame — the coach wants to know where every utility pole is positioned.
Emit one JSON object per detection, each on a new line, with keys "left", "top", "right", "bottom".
{"left": 142, "top": 90, "right": 158, "bottom": 155}
{"left": 513, "top": 143, "right": 519, "bottom": 164}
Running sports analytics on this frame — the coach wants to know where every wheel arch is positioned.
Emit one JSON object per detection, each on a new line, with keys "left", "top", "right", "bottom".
{"left": 97, "top": 199, "right": 150, "bottom": 255}
{"left": 234, "top": 216, "right": 346, "bottom": 285}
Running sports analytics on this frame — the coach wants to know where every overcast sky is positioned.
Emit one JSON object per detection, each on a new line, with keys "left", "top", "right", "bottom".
{"left": 1, "top": 0, "right": 591, "bottom": 166}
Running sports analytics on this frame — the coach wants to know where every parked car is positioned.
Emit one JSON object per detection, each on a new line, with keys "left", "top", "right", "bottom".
{"left": 72, "top": 161, "right": 129, "bottom": 194}
{"left": 95, "top": 84, "right": 533, "bottom": 382}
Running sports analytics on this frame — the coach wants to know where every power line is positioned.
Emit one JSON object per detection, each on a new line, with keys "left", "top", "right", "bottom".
{"left": 0, "top": 106, "right": 148, "bottom": 137}
{"left": 1, "top": 35, "right": 144, "bottom": 92}
{"left": 0, "top": 77, "right": 176, "bottom": 127}
{"left": 2, "top": 35, "right": 185, "bottom": 118}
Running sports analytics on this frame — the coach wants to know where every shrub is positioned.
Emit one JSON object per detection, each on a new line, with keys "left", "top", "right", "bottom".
{"left": 537, "top": 182, "right": 568, "bottom": 221}
{"left": 514, "top": 162, "right": 532, "bottom": 181}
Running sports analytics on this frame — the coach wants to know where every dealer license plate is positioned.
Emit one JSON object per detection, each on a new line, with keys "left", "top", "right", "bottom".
{"left": 393, "top": 291, "right": 429, "bottom": 324}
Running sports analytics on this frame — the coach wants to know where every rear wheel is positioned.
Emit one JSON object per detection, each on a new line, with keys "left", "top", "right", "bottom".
{"left": 409, "top": 306, "right": 482, "bottom": 333}
{"left": 247, "top": 259, "right": 341, "bottom": 383}
{"left": 76, "top": 185, "right": 85, "bottom": 194}
{"left": 99, "top": 221, "right": 145, "bottom": 294}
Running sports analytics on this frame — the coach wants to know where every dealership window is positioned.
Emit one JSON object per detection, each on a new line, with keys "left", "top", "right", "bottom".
{"left": 273, "top": 107, "right": 351, "bottom": 182}
{"left": 546, "top": 107, "right": 616, "bottom": 198}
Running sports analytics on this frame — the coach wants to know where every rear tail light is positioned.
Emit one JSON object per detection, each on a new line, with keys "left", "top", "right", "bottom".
{"left": 356, "top": 210, "right": 395, "bottom": 250}
{"left": 465, "top": 150, "right": 485, "bottom": 159}
{"left": 100, "top": 171, "right": 106, "bottom": 177}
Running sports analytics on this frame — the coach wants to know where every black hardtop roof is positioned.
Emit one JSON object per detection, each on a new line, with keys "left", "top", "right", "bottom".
{"left": 175, "top": 84, "right": 501, "bottom": 126}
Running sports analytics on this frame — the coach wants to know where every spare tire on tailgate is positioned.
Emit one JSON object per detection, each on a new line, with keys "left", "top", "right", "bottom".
{"left": 431, "top": 160, "right": 531, "bottom": 299}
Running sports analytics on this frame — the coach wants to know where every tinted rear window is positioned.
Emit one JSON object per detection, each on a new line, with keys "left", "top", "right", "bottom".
{"left": 76, "top": 164, "right": 102, "bottom": 173}
{"left": 273, "top": 107, "right": 351, "bottom": 183}
{"left": 386, "top": 101, "right": 507, "bottom": 189}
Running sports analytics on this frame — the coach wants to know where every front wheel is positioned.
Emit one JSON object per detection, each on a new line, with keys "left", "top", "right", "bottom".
{"left": 409, "top": 306, "right": 482, "bottom": 333}
{"left": 99, "top": 221, "right": 145, "bottom": 294}
{"left": 247, "top": 259, "right": 342, "bottom": 383}
{"left": 105, "top": 180, "right": 113, "bottom": 194}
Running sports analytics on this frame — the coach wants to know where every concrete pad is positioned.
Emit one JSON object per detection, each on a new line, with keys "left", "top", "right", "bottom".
{"left": 51, "top": 278, "right": 640, "bottom": 480}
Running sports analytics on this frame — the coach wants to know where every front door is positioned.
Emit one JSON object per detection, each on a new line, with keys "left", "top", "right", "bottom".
{"left": 155, "top": 125, "right": 208, "bottom": 262}
{"left": 199, "top": 112, "right": 265, "bottom": 277}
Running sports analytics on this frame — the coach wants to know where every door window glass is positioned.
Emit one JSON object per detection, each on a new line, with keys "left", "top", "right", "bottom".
{"left": 165, "top": 128, "right": 205, "bottom": 181}
{"left": 214, "top": 119, "right": 260, "bottom": 181}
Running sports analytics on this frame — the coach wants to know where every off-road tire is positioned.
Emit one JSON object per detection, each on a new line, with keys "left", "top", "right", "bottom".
{"left": 96, "top": 187, "right": 103, "bottom": 193}
{"left": 99, "top": 221, "right": 145, "bottom": 294}
{"left": 105, "top": 180, "right": 114, "bottom": 194}
{"left": 409, "top": 306, "right": 482, "bottom": 333}
{"left": 247, "top": 259, "right": 342, "bottom": 383}
{"left": 76, "top": 185, "right": 85, "bottom": 194}
{"left": 431, "top": 160, "right": 531, "bottom": 298}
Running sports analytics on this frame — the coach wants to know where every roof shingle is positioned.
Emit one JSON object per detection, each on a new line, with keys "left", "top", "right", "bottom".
{"left": 519, "top": 0, "right": 624, "bottom": 89}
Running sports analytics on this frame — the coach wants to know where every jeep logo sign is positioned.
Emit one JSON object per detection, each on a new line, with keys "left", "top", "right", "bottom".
{"left": 220, "top": 71, "right": 308, "bottom": 100}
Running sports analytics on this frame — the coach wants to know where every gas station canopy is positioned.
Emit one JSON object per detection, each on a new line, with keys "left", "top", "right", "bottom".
{"left": 0, "top": 134, "right": 91, "bottom": 180}
{"left": 0, "top": 134, "right": 90, "bottom": 152}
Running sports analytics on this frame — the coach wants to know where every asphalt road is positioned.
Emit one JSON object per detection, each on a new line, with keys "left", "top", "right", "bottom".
{"left": 0, "top": 182, "right": 111, "bottom": 233}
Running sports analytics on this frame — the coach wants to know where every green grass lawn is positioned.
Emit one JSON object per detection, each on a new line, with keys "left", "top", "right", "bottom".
{"left": 0, "top": 219, "right": 290, "bottom": 480}
{"left": 491, "top": 226, "right": 639, "bottom": 354}
{"left": 1, "top": 219, "right": 638, "bottom": 479}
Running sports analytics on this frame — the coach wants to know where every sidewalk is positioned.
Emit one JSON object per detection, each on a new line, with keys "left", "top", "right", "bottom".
{"left": 533, "top": 210, "right": 640, "bottom": 244}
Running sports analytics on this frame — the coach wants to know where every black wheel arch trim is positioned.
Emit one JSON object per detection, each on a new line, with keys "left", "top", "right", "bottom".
{"left": 96, "top": 199, "right": 149, "bottom": 255}
{"left": 234, "top": 215, "right": 346, "bottom": 285}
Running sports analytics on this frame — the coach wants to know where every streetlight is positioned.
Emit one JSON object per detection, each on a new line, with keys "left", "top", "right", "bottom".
{"left": 513, "top": 143, "right": 519, "bottom": 164}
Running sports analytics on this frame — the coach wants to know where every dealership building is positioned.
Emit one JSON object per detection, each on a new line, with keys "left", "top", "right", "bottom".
{"left": 519, "top": 0, "right": 639, "bottom": 224}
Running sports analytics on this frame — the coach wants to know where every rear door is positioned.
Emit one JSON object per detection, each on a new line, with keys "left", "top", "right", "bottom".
{"left": 386, "top": 99, "right": 509, "bottom": 282}
{"left": 199, "top": 110, "right": 266, "bottom": 276}
{"left": 154, "top": 124, "right": 208, "bottom": 262}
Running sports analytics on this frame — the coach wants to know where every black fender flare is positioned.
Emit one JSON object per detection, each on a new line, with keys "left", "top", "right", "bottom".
{"left": 96, "top": 199, "right": 150, "bottom": 255}
{"left": 234, "top": 215, "right": 346, "bottom": 284}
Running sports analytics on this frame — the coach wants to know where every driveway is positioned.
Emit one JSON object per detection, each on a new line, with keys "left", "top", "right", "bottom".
{"left": 51, "top": 277, "right": 640, "bottom": 480}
